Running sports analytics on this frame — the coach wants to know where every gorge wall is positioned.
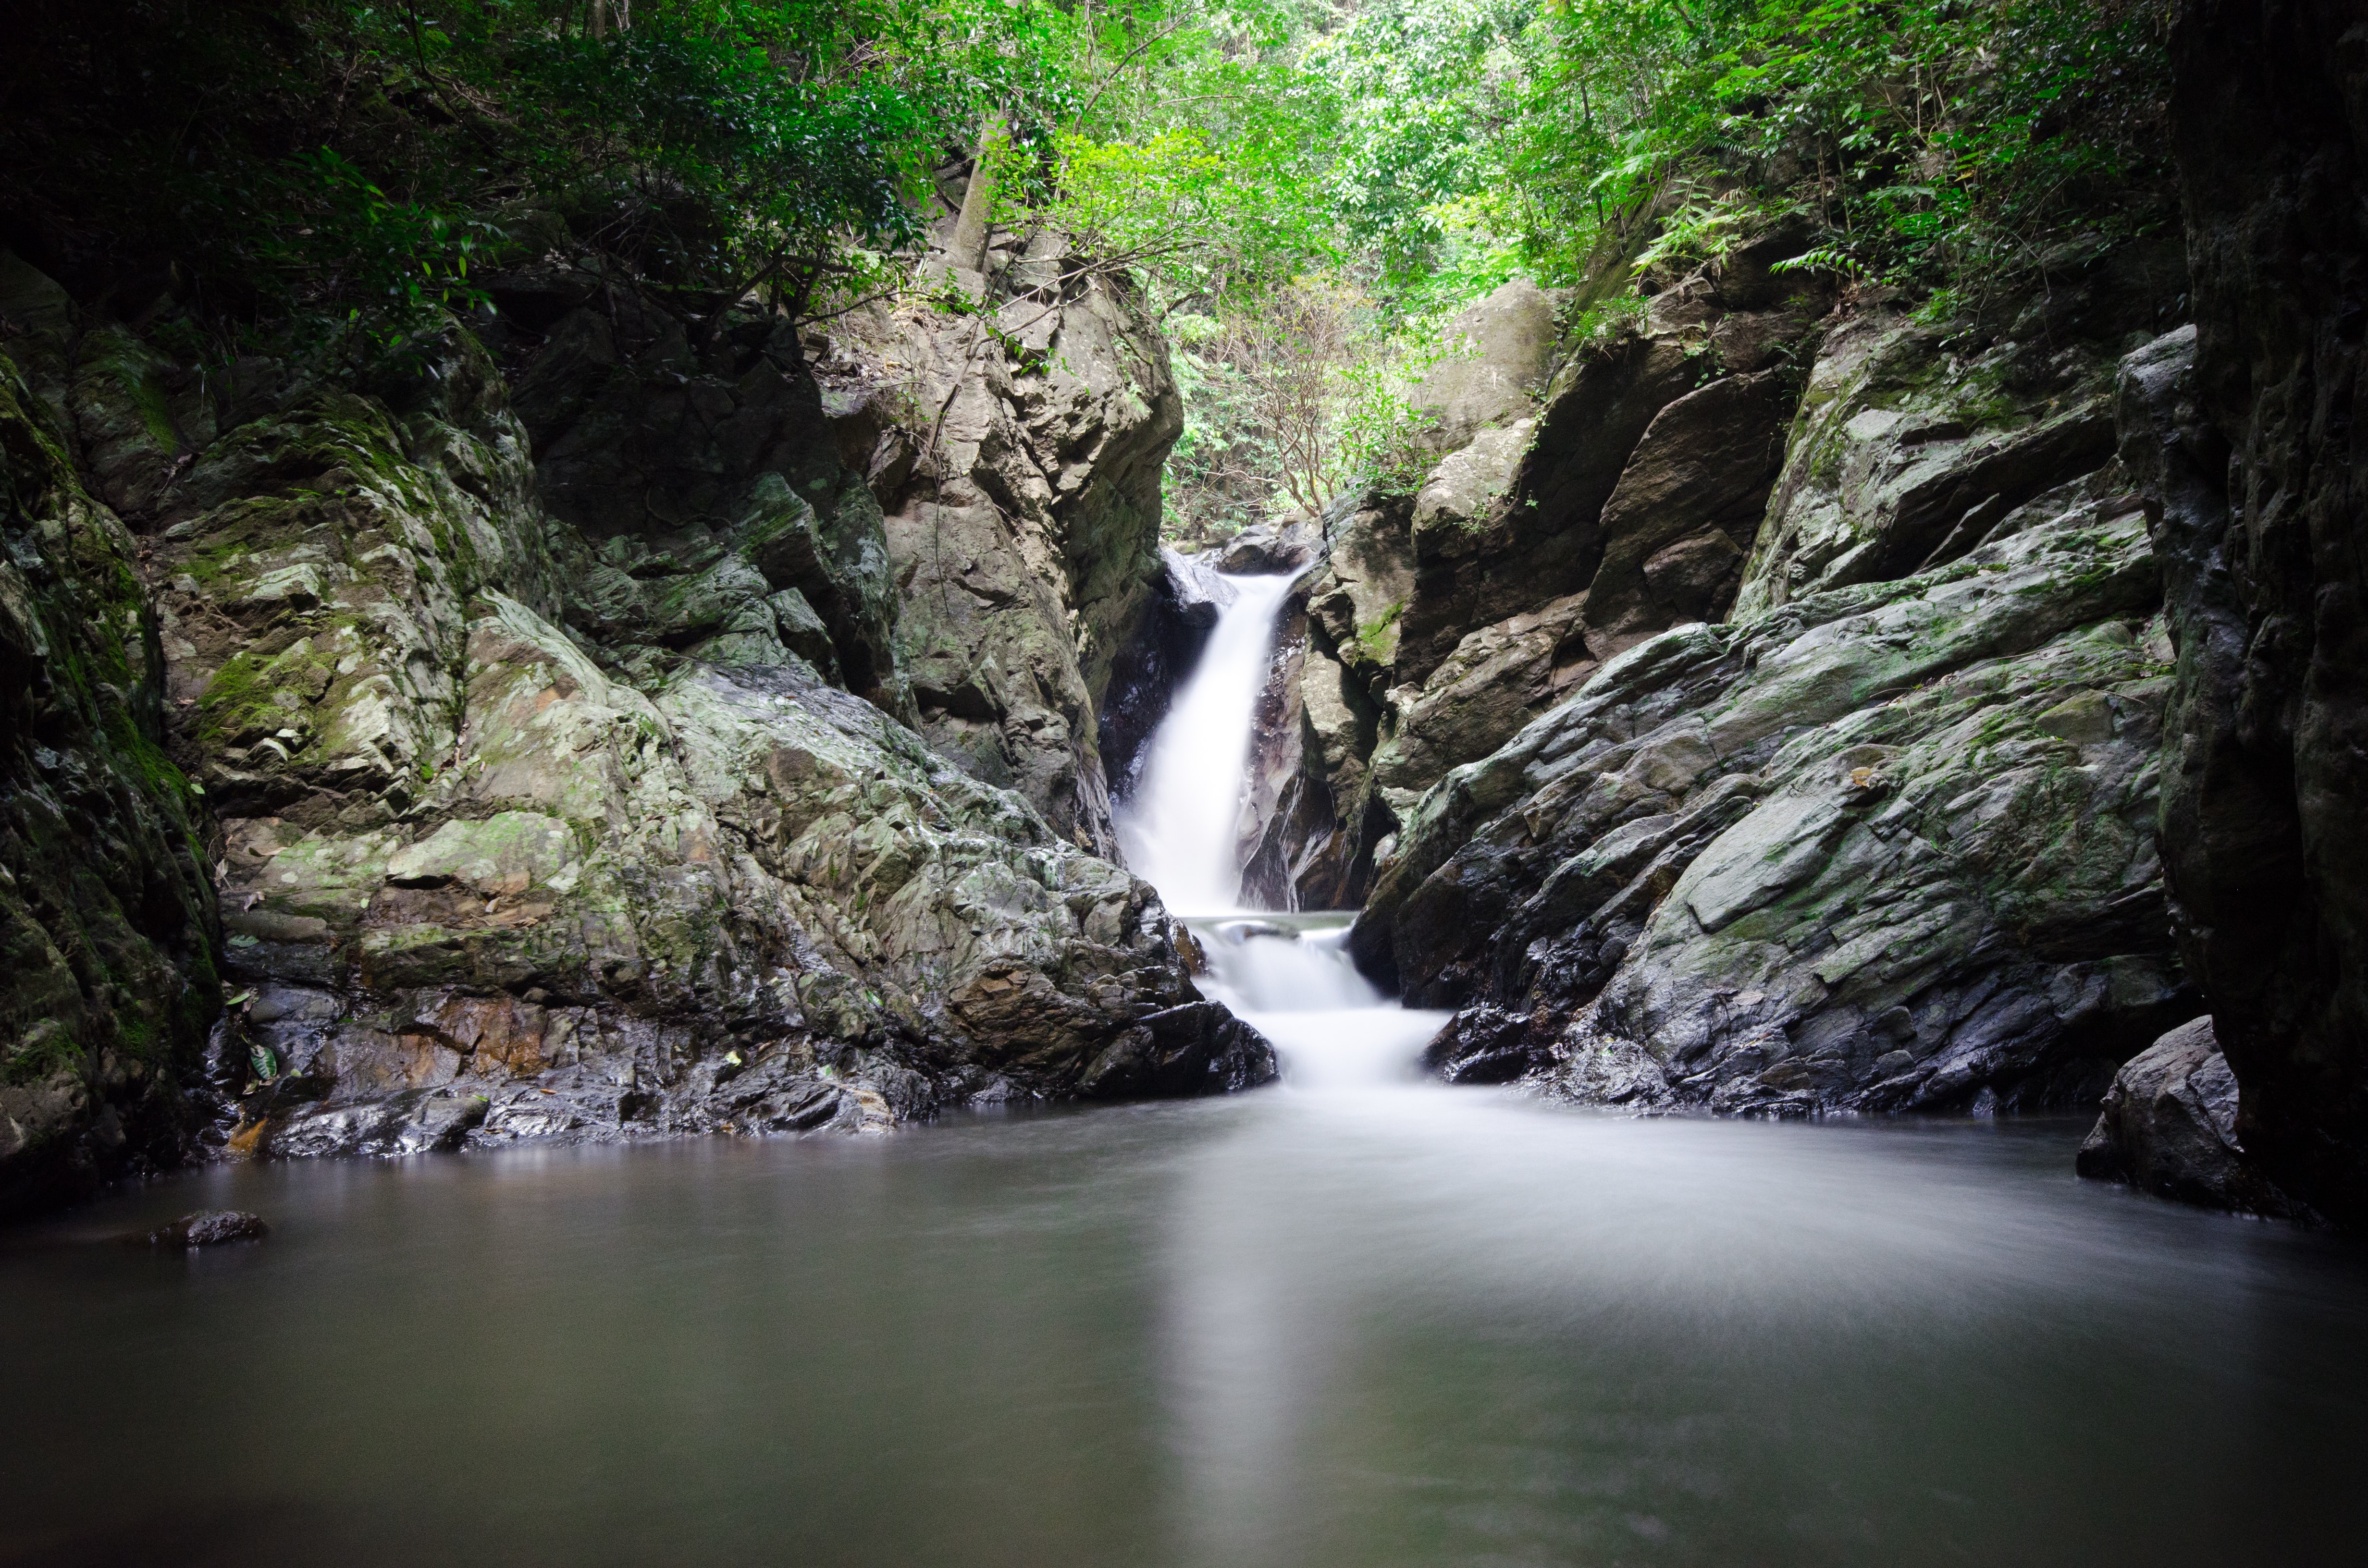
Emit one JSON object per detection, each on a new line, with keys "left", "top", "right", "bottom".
{"left": 1217, "top": 0, "right": 2362, "bottom": 1225}
{"left": 1302, "top": 246, "right": 2196, "bottom": 1121}
{"left": 2089, "top": 0, "right": 2368, "bottom": 1226}
{"left": 0, "top": 198, "right": 1268, "bottom": 1209}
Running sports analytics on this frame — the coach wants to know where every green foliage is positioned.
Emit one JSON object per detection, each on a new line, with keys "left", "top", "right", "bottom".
{"left": 1310, "top": 0, "right": 1536, "bottom": 294}
{"left": 995, "top": 0, "right": 1343, "bottom": 310}
{"left": 4, "top": 0, "right": 2174, "bottom": 552}
{"left": 266, "top": 147, "right": 505, "bottom": 331}
{"left": 1331, "top": 324, "right": 1456, "bottom": 497}
{"left": 2, "top": 0, "right": 1056, "bottom": 341}
{"left": 1506, "top": 0, "right": 2174, "bottom": 301}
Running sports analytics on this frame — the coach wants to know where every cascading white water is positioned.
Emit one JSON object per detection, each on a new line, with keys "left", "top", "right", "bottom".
{"left": 1115, "top": 574, "right": 1298, "bottom": 915}
{"left": 1116, "top": 570, "right": 1448, "bottom": 1087}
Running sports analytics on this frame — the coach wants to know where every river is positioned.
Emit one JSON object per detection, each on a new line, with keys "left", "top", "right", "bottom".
{"left": 2, "top": 573, "right": 2364, "bottom": 1566}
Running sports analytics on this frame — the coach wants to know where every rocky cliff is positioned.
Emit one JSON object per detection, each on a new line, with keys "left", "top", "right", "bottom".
{"left": 2079, "top": 0, "right": 2368, "bottom": 1226}
{"left": 0, "top": 258, "right": 218, "bottom": 1210}
{"left": 1237, "top": 254, "right": 1838, "bottom": 912}
{"left": 1328, "top": 234, "right": 2194, "bottom": 1116}
{"left": 0, "top": 220, "right": 1262, "bottom": 1204}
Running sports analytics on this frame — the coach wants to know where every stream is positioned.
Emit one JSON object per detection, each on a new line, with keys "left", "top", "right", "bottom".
{"left": 3, "top": 575, "right": 2365, "bottom": 1566}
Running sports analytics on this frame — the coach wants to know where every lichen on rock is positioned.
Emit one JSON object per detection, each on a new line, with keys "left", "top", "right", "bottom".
{"left": 1353, "top": 319, "right": 2198, "bottom": 1118}
{"left": 0, "top": 241, "right": 1261, "bottom": 1194}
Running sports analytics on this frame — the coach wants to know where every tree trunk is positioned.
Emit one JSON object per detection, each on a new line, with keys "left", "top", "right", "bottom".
{"left": 949, "top": 112, "right": 1008, "bottom": 275}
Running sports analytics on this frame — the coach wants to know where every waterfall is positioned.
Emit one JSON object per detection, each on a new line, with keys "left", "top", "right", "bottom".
{"left": 1114, "top": 573, "right": 1297, "bottom": 916}
{"left": 1116, "top": 569, "right": 1447, "bottom": 1086}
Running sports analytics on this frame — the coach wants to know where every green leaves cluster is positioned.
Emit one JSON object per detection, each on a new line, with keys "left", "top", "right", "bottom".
{"left": 1500, "top": 0, "right": 2175, "bottom": 299}
{"left": 6, "top": 0, "right": 1073, "bottom": 343}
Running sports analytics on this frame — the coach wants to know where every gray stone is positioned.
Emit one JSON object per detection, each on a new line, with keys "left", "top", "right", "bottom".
{"left": 2077, "top": 1017, "right": 2313, "bottom": 1221}
{"left": 1410, "top": 278, "right": 1558, "bottom": 453}
{"left": 1353, "top": 320, "right": 2194, "bottom": 1117}
{"left": 148, "top": 1210, "right": 268, "bottom": 1248}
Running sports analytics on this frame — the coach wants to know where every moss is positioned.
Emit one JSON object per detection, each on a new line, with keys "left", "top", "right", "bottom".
{"left": 195, "top": 637, "right": 336, "bottom": 749}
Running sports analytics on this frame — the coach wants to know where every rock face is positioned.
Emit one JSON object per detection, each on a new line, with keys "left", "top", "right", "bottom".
{"left": 1732, "top": 318, "right": 2118, "bottom": 616}
{"left": 0, "top": 270, "right": 219, "bottom": 1212}
{"left": 506, "top": 292, "right": 908, "bottom": 718}
{"left": 0, "top": 238, "right": 1263, "bottom": 1195}
{"left": 2077, "top": 1016, "right": 2311, "bottom": 1220}
{"left": 2131, "top": 0, "right": 2368, "bottom": 1225}
{"left": 852, "top": 245, "right": 1183, "bottom": 858}
{"left": 1247, "top": 246, "right": 1830, "bottom": 910}
{"left": 1409, "top": 278, "right": 1558, "bottom": 454}
{"left": 500, "top": 231, "right": 1184, "bottom": 862}
{"left": 1354, "top": 312, "right": 2197, "bottom": 1116}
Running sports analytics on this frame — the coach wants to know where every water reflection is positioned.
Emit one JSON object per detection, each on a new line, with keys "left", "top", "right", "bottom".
{"left": 1154, "top": 1084, "right": 2368, "bottom": 1568}
{"left": 1, "top": 1095, "right": 2363, "bottom": 1567}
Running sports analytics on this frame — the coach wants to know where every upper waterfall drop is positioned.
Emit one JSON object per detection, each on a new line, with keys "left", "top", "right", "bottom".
{"left": 1113, "top": 564, "right": 1448, "bottom": 1087}
{"left": 1114, "top": 572, "right": 1299, "bottom": 917}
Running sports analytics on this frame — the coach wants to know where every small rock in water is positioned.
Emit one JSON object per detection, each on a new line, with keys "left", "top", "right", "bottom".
{"left": 149, "top": 1210, "right": 269, "bottom": 1249}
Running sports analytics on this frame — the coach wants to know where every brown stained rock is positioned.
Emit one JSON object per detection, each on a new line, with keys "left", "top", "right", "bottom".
{"left": 1394, "top": 332, "right": 1696, "bottom": 689}
{"left": 1238, "top": 260, "right": 1832, "bottom": 911}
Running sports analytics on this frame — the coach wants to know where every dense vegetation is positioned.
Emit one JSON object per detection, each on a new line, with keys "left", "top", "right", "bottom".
{"left": 0, "top": 0, "right": 2173, "bottom": 540}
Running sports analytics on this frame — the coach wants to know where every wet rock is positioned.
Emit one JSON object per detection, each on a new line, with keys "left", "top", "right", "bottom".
{"left": 1075, "top": 1001, "right": 1277, "bottom": 1098}
{"left": 2076, "top": 1017, "right": 2313, "bottom": 1221}
{"left": 148, "top": 1210, "right": 268, "bottom": 1248}
{"left": 0, "top": 291, "right": 218, "bottom": 1218}
{"left": 2130, "top": 0, "right": 2368, "bottom": 1226}
{"left": 1354, "top": 322, "right": 2194, "bottom": 1116}
{"left": 1215, "top": 514, "right": 1322, "bottom": 574}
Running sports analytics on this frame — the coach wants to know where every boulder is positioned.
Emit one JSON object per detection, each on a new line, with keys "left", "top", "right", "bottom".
{"left": 1408, "top": 277, "right": 1558, "bottom": 454}
{"left": 148, "top": 1210, "right": 268, "bottom": 1247}
{"left": 1215, "top": 514, "right": 1323, "bottom": 574}
{"left": 2076, "top": 1016, "right": 2312, "bottom": 1220}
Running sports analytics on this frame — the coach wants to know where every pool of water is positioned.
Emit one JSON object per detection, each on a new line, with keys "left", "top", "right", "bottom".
{"left": 3, "top": 1080, "right": 2363, "bottom": 1567}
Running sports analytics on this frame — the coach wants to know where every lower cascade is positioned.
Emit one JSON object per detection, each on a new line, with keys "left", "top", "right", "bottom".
{"left": 1118, "top": 573, "right": 1448, "bottom": 1089}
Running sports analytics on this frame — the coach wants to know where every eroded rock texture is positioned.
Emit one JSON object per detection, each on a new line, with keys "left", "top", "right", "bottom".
{"left": 0, "top": 263, "right": 218, "bottom": 1210}
{"left": 0, "top": 236, "right": 1259, "bottom": 1192}
{"left": 1252, "top": 244, "right": 1835, "bottom": 910}
{"left": 2130, "top": 0, "right": 2368, "bottom": 1224}
{"left": 1354, "top": 309, "right": 2197, "bottom": 1116}
{"left": 855, "top": 245, "right": 1183, "bottom": 857}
